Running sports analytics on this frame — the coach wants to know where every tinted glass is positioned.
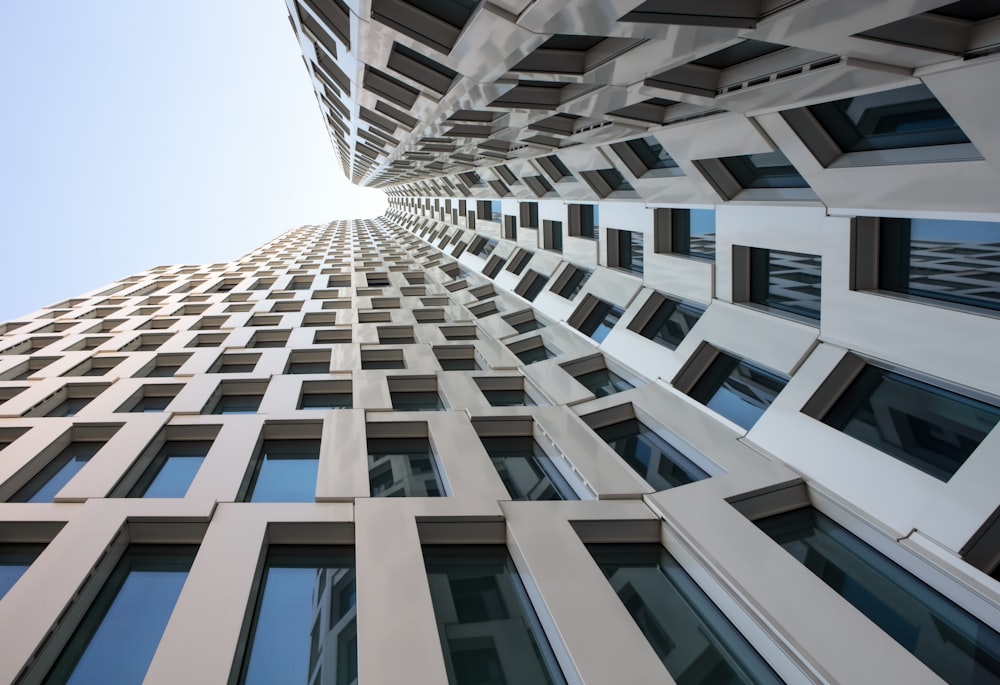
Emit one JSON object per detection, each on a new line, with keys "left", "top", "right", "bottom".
{"left": 368, "top": 437, "right": 445, "bottom": 497}
{"left": 689, "top": 354, "right": 788, "bottom": 430}
{"left": 288, "top": 361, "right": 331, "bottom": 374}
{"left": 574, "top": 368, "right": 633, "bottom": 398}
{"left": 11, "top": 442, "right": 103, "bottom": 503}
{"left": 480, "top": 435, "right": 577, "bottom": 501}
{"left": 671, "top": 209, "right": 716, "bottom": 260}
{"left": 579, "top": 302, "right": 624, "bottom": 343}
{"left": 45, "top": 545, "right": 196, "bottom": 685}
{"left": 212, "top": 394, "right": 263, "bottom": 414}
{"left": 720, "top": 152, "right": 809, "bottom": 189}
{"left": 247, "top": 439, "right": 320, "bottom": 503}
{"left": 749, "top": 248, "right": 822, "bottom": 319}
{"left": 423, "top": 546, "right": 567, "bottom": 685}
{"left": 0, "top": 544, "right": 45, "bottom": 600}
{"left": 391, "top": 390, "right": 445, "bottom": 411}
{"left": 300, "top": 392, "right": 353, "bottom": 409}
{"left": 481, "top": 389, "right": 535, "bottom": 407}
{"left": 239, "top": 547, "right": 356, "bottom": 685}
{"left": 557, "top": 268, "right": 590, "bottom": 299}
{"left": 822, "top": 365, "right": 1000, "bottom": 481}
{"left": 47, "top": 396, "right": 94, "bottom": 418}
{"left": 639, "top": 299, "right": 704, "bottom": 350}
{"left": 523, "top": 275, "right": 549, "bottom": 301}
{"left": 878, "top": 217, "right": 1000, "bottom": 311}
{"left": 515, "top": 346, "right": 552, "bottom": 365}
{"left": 589, "top": 544, "right": 782, "bottom": 685}
{"left": 757, "top": 508, "right": 1000, "bottom": 685}
{"left": 129, "top": 440, "right": 211, "bottom": 498}
{"left": 808, "top": 84, "right": 970, "bottom": 153}
{"left": 594, "top": 419, "right": 708, "bottom": 490}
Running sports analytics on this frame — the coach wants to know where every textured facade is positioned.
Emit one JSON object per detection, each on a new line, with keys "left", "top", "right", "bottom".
{"left": 2, "top": 0, "right": 1000, "bottom": 684}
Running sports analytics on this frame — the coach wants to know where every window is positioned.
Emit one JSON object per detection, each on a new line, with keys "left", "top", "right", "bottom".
{"left": 298, "top": 381, "right": 353, "bottom": 409}
{"left": 434, "top": 346, "right": 479, "bottom": 371}
{"left": 541, "top": 220, "right": 563, "bottom": 252}
{"left": 474, "top": 377, "right": 537, "bottom": 407}
{"left": 855, "top": 216, "right": 1000, "bottom": 312}
{"left": 120, "top": 385, "right": 182, "bottom": 413}
{"left": 520, "top": 201, "right": 539, "bottom": 229}
{"left": 568, "top": 204, "right": 599, "bottom": 239}
{"left": 589, "top": 543, "right": 781, "bottom": 684}
{"left": 66, "top": 356, "right": 125, "bottom": 377}
{"left": 571, "top": 366, "right": 633, "bottom": 398}
{"left": 244, "top": 439, "right": 320, "bottom": 502}
{"left": 423, "top": 546, "right": 568, "bottom": 685}
{"left": 249, "top": 331, "right": 290, "bottom": 348}
{"left": 368, "top": 436, "right": 445, "bottom": 497}
{"left": 361, "top": 349, "right": 406, "bottom": 370}
{"left": 677, "top": 350, "right": 788, "bottom": 430}
{"left": 515, "top": 270, "right": 549, "bottom": 302}
{"left": 628, "top": 293, "right": 704, "bottom": 350}
{"left": 756, "top": 508, "right": 1000, "bottom": 685}
{"left": 580, "top": 167, "right": 633, "bottom": 197}
{"left": 804, "top": 357, "right": 1000, "bottom": 481}
{"left": 388, "top": 376, "right": 445, "bottom": 411}
{"left": 734, "top": 247, "right": 822, "bottom": 320}
{"left": 551, "top": 266, "right": 591, "bottom": 300}
{"left": 508, "top": 336, "right": 554, "bottom": 365}
{"left": 478, "top": 433, "right": 577, "bottom": 500}
{"left": 506, "top": 248, "right": 532, "bottom": 275}
{"left": 0, "top": 544, "right": 45, "bottom": 600}
{"left": 208, "top": 382, "right": 266, "bottom": 414}
{"left": 608, "top": 229, "right": 644, "bottom": 274}
{"left": 653, "top": 207, "right": 716, "bottom": 260}
{"left": 238, "top": 546, "right": 356, "bottom": 685}
{"left": 716, "top": 151, "right": 809, "bottom": 189}
{"left": 40, "top": 384, "right": 107, "bottom": 418}
{"left": 591, "top": 417, "right": 708, "bottom": 490}
{"left": 8, "top": 436, "right": 104, "bottom": 502}
{"left": 570, "top": 296, "right": 624, "bottom": 343}
{"left": 286, "top": 350, "right": 331, "bottom": 374}
{"left": 42, "top": 546, "right": 196, "bottom": 685}
{"left": 126, "top": 440, "right": 210, "bottom": 498}
{"left": 610, "top": 136, "right": 680, "bottom": 177}
{"left": 141, "top": 354, "right": 190, "bottom": 378}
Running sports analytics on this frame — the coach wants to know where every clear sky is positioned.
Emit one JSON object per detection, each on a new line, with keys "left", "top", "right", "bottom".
{"left": 0, "top": 1, "right": 387, "bottom": 322}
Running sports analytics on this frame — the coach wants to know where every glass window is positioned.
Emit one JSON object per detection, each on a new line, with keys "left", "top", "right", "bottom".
{"left": 299, "top": 391, "right": 353, "bottom": 410}
{"left": 719, "top": 152, "right": 809, "bottom": 189}
{"left": 627, "top": 136, "right": 678, "bottom": 170}
{"left": 637, "top": 298, "right": 704, "bottom": 350}
{"left": 808, "top": 84, "right": 971, "bottom": 153}
{"left": 514, "top": 345, "right": 552, "bottom": 365}
{"left": 748, "top": 248, "right": 822, "bottom": 320}
{"left": 522, "top": 273, "right": 549, "bottom": 301}
{"left": 288, "top": 360, "right": 330, "bottom": 374}
{"left": 555, "top": 268, "right": 591, "bottom": 299}
{"left": 423, "top": 546, "right": 567, "bottom": 685}
{"left": 368, "top": 437, "right": 445, "bottom": 497}
{"left": 594, "top": 419, "right": 708, "bottom": 490}
{"left": 129, "top": 440, "right": 210, "bottom": 498}
{"left": 670, "top": 209, "right": 716, "bottom": 260}
{"left": 757, "top": 508, "right": 1000, "bottom": 685}
{"left": 589, "top": 544, "right": 782, "bottom": 685}
{"left": 10, "top": 441, "right": 104, "bottom": 503}
{"left": 0, "top": 544, "right": 45, "bottom": 600}
{"left": 612, "top": 229, "right": 644, "bottom": 274}
{"left": 478, "top": 386, "right": 536, "bottom": 407}
{"left": 245, "top": 439, "right": 320, "bottom": 503}
{"left": 876, "top": 217, "right": 1000, "bottom": 312}
{"left": 480, "top": 436, "right": 577, "bottom": 501}
{"left": 574, "top": 368, "right": 633, "bottom": 398}
{"left": 126, "top": 393, "right": 177, "bottom": 413}
{"left": 211, "top": 393, "right": 263, "bottom": 415}
{"left": 390, "top": 390, "right": 445, "bottom": 411}
{"left": 576, "top": 300, "right": 624, "bottom": 343}
{"left": 44, "top": 545, "right": 196, "bottom": 685}
{"left": 688, "top": 354, "right": 788, "bottom": 430}
{"left": 47, "top": 396, "right": 95, "bottom": 418}
{"left": 821, "top": 365, "right": 1000, "bottom": 481}
{"left": 238, "top": 546, "right": 356, "bottom": 685}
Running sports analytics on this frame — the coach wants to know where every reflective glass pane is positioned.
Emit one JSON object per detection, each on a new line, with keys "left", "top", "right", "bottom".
{"left": 594, "top": 419, "right": 708, "bottom": 490}
{"left": 822, "top": 366, "right": 1000, "bottom": 481}
{"left": 757, "top": 508, "right": 1000, "bottom": 685}
{"left": 640, "top": 298, "right": 704, "bottom": 350}
{"left": 240, "top": 547, "right": 356, "bottom": 685}
{"left": 423, "top": 546, "right": 567, "bottom": 685}
{"left": 480, "top": 436, "right": 577, "bottom": 501}
{"left": 247, "top": 439, "right": 320, "bottom": 503}
{"left": 300, "top": 393, "right": 353, "bottom": 409}
{"left": 689, "top": 354, "right": 787, "bottom": 430}
{"left": 750, "top": 248, "right": 822, "bottom": 319}
{"left": 129, "top": 440, "right": 211, "bottom": 498}
{"left": 46, "top": 545, "right": 196, "bottom": 685}
{"left": 579, "top": 302, "right": 624, "bottom": 343}
{"left": 212, "top": 394, "right": 263, "bottom": 414}
{"left": 515, "top": 346, "right": 551, "bottom": 365}
{"left": 720, "top": 152, "right": 809, "bottom": 189}
{"left": 0, "top": 544, "right": 45, "bottom": 600}
{"left": 671, "top": 209, "right": 716, "bottom": 260}
{"left": 574, "top": 368, "right": 633, "bottom": 398}
{"left": 589, "top": 544, "right": 782, "bottom": 685}
{"left": 368, "top": 437, "right": 444, "bottom": 497}
{"left": 47, "top": 396, "right": 93, "bottom": 418}
{"left": 482, "top": 389, "right": 535, "bottom": 407}
{"left": 12, "top": 442, "right": 103, "bottom": 503}
{"left": 391, "top": 391, "right": 445, "bottom": 411}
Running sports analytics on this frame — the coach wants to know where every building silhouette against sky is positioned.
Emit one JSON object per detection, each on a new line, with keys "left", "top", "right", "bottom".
{"left": 1, "top": 0, "right": 1000, "bottom": 683}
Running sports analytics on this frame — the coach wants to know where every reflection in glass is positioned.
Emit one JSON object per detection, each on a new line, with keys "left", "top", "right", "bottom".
{"left": 720, "top": 152, "right": 809, "bottom": 189}
{"left": 0, "top": 544, "right": 45, "bottom": 600}
{"left": 639, "top": 298, "right": 704, "bottom": 350}
{"left": 11, "top": 442, "right": 104, "bottom": 503}
{"left": 390, "top": 390, "right": 445, "bottom": 411}
{"left": 671, "top": 209, "right": 716, "bottom": 260}
{"left": 577, "top": 301, "right": 624, "bottom": 343}
{"left": 45, "top": 545, "right": 196, "bottom": 685}
{"left": 688, "top": 354, "right": 788, "bottom": 430}
{"left": 594, "top": 419, "right": 708, "bottom": 490}
{"left": 822, "top": 365, "right": 1000, "bottom": 481}
{"left": 480, "top": 436, "right": 577, "bottom": 501}
{"left": 574, "top": 368, "right": 633, "bottom": 398}
{"left": 368, "top": 437, "right": 444, "bottom": 497}
{"left": 423, "top": 546, "right": 567, "bottom": 685}
{"left": 757, "top": 508, "right": 1000, "bottom": 685}
{"left": 749, "top": 248, "right": 822, "bottom": 320}
{"left": 211, "top": 394, "right": 263, "bottom": 415}
{"left": 240, "top": 547, "right": 356, "bottom": 685}
{"left": 246, "top": 439, "right": 320, "bottom": 503}
{"left": 480, "top": 388, "right": 536, "bottom": 407}
{"left": 590, "top": 544, "right": 782, "bottom": 685}
{"left": 128, "top": 440, "right": 211, "bottom": 498}
{"left": 878, "top": 217, "right": 1000, "bottom": 311}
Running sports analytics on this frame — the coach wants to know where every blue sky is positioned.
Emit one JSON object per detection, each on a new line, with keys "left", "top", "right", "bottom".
{"left": 0, "top": 1, "right": 386, "bottom": 322}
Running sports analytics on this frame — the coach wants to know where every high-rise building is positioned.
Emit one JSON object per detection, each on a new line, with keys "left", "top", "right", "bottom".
{"left": 2, "top": 1, "right": 1000, "bottom": 683}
